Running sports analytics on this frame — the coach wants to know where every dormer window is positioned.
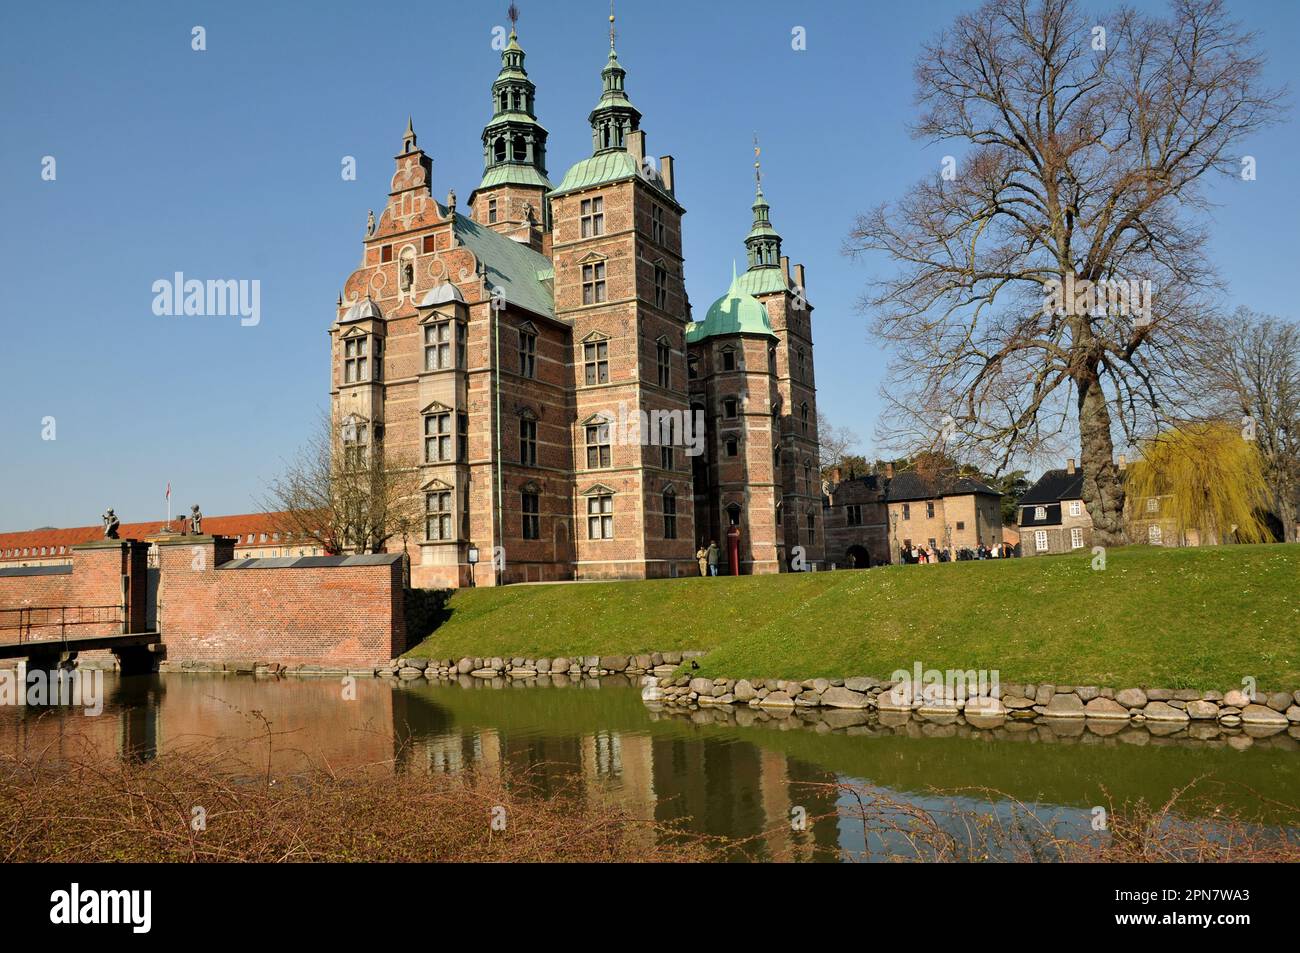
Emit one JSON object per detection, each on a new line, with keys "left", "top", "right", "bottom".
{"left": 1035, "top": 506, "right": 1047, "bottom": 520}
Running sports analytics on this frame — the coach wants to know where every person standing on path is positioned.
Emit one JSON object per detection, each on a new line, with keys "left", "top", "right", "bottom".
{"left": 707, "top": 540, "right": 719, "bottom": 577}
{"left": 696, "top": 544, "right": 708, "bottom": 577}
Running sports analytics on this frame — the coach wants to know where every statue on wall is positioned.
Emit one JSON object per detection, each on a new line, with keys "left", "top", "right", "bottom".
{"left": 102, "top": 508, "right": 120, "bottom": 539}
{"left": 190, "top": 505, "right": 203, "bottom": 536}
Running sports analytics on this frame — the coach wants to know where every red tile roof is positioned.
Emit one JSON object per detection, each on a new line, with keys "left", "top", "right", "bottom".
{"left": 0, "top": 513, "right": 294, "bottom": 560}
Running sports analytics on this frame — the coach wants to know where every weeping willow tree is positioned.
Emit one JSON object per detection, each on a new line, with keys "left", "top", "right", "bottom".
{"left": 1126, "top": 423, "right": 1272, "bottom": 545}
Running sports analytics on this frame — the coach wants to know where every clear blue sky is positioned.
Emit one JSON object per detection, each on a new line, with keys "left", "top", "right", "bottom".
{"left": 1, "top": 0, "right": 1296, "bottom": 531}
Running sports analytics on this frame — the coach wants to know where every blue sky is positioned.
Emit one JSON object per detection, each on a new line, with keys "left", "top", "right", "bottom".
{"left": 1, "top": 0, "right": 1296, "bottom": 531}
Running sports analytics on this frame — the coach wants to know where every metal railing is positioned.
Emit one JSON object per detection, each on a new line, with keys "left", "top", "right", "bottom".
{"left": 0, "top": 605, "right": 124, "bottom": 644}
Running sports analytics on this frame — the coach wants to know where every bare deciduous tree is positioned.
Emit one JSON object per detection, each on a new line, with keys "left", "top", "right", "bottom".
{"left": 259, "top": 412, "right": 422, "bottom": 558}
{"left": 847, "top": 0, "right": 1285, "bottom": 543}
{"left": 817, "top": 411, "right": 861, "bottom": 475}
{"left": 1198, "top": 309, "right": 1300, "bottom": 541}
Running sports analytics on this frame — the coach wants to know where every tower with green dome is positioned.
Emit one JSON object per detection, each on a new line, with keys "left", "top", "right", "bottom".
{"left": 685, "top": 150, "right": 823, "bottom": 573}
{"left": 468, "top": 12, "right": 551, "bottom": 250}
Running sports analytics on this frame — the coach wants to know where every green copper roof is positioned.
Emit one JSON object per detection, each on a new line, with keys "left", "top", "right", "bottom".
{"left": 686, "top": 266, "right": 777, "bottom": 343}
{"left": 733, "top": 267, "right": 793, "bottom": 297}
{"left": 452, "top": 213, "right": 555, "bottom": 319}
{"left": 476, "top": 163, "right": 551, "bottom": 191}
{"left": 551, "top": 150, "right": 639, "bottom": 194}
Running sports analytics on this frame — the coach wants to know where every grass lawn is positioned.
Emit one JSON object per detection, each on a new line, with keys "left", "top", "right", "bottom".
{"left": 407, "top": 544, "right": 1300, "bottom": 690}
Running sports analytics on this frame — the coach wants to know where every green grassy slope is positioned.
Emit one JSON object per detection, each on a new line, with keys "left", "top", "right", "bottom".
{"left": 408, "top": 545, "right": 1300, "bottom": 689}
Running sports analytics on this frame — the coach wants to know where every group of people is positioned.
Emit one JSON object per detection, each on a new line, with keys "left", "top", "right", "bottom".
{"left": 695, "top": 541, "right": 721, "bottom": 576}
{"left": 902, "top": 541, "right": 1015, "bottom": 564}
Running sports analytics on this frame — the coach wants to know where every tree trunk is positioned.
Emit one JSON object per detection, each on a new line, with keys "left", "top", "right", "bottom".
{"left": 1076, "top": 368, "right": 1128, "bottom": 545}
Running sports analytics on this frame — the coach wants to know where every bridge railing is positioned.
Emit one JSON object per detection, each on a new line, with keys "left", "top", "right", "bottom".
{"left": 0, "top": 605, "right": 124, "bottom": 644}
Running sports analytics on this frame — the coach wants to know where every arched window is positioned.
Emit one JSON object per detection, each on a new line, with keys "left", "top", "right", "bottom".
{"left": 494, "top": 137, "right": 506, "bottom": 163}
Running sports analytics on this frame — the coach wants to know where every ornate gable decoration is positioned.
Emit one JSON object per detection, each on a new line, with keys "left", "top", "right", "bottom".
{"left": 580, "top": 483, "right": 616, "bottom": 497}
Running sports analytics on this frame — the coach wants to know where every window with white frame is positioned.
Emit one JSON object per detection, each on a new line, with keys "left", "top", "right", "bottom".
{"left": 587, "top": 494, "right": 613, "bottom": 539}
{"left": 343, "top": 336, "right": 369, "bottom": 382}
{"left": 1035, "top": 529, "right": 1048, "bottom": 551}
{"left": 1148, "top": 525, "right": 1163, "bottom": 545}
{"left": 580, "top": 196, "right": 604, "bottom": 237}
{"left": 585, "top": 421, "right": 611, "bottom": 468}
{"left": 425, "top": 491, "right": 452, "bottom": 541}
{"left": 1034, "top": 506, "right": 1047, "bottom": 521}
{"left": 1070, "top": 527, "right": 1084, "bottom": 549}
{"left": 1068, "top": 500, "right": 1082, "bottom": 517}
{"left": 424, "top": 321, "right": 451, "bottom": 371}
{"left": 424, "top": 413, "right": 452, "bottom": 463}
{"left": 583, "top": 340, "right": 609, "bottom": 384}
{"left": 1146, "top": 497, "right": 1159, "bottom": 512}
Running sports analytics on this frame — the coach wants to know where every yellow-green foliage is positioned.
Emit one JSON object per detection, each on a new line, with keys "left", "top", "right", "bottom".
{"left": 1126, "top": 422, "right": 1272, "bottom": 543}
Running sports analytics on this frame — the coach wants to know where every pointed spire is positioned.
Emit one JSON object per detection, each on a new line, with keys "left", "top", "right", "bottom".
{"left": 744, "top": 138, "right": 782, "bottom": 271}
{"left": 402, "top": 116, "right": 417, "bottom": 153}
{"left": 589, "top": 3, "right": 641, "bottom": 154}
{"left": 476, "top": 5, "right": 550, "bottom": 191}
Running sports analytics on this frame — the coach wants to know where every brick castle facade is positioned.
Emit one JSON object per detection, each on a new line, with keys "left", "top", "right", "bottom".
{"left": 331, "top": 19, "right": 823, "bottom": 588}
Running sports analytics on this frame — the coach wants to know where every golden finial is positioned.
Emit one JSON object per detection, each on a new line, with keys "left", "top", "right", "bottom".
{"left": 609, "top": 0, "right": 616, "bottom": 49}
{"left": 753, "top": 133, "right": 763, "bottom": 189}
{"left": 507, "top": 2, "right": 519, "bottom": 35}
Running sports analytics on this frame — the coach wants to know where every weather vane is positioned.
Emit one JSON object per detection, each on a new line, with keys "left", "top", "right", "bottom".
{"left": 507, "top": 2, "right": 519, "bottom": 29}
{"left": 753, "top": 133, "right": 763, "bottom": 189}
{"left": 610, "top": 0, "right": 617, "bottom": 49}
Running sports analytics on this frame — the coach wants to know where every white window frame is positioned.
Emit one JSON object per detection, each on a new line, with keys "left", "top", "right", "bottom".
{"left": 1070, "top": 527, "right": 1084, "bottom": 549}
{"left": 1034, "top": 529, "right": 1048, "bottom": 552}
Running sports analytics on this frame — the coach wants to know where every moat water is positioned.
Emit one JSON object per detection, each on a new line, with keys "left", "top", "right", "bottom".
{"left": 3, "top": 672, "right": 1298, "bottom": 861}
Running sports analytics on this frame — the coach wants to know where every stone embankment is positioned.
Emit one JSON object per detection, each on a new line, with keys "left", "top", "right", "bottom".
{"left": 647, "top": 672, "right": 1300, "bottom": 732}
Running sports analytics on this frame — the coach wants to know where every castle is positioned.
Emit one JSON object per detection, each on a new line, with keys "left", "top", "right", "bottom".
{"left": 330, "top": 16, "right": 822, "bottom": 588}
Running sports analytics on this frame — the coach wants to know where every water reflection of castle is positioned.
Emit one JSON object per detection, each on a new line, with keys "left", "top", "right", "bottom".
{"left": 0, "top": 676, "right": 842, "bottom": 860}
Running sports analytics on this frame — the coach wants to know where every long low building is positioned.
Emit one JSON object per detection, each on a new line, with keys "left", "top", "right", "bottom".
{"left": 0, "top": 514, "right": 323, "bottom": 568}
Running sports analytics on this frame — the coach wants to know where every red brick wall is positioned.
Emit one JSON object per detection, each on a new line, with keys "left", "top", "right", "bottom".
{"left": 0, "top": 541, "right": 141, "bottom": 644}
{"left": 157, "top": 538, "right": 405, "bottom": 667}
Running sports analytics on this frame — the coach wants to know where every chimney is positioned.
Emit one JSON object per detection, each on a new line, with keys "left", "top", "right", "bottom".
{"left": 660, "top": 155, "right": 675, "bottom": 193}
{"left": 1118, "top": 454, "right": 1127, "bottom": 471}
{"left": 885, "top": 462, "right": 894, "bottom": 479}
{"left": 627, "top": 130, "right": 646, "bottom": 165}
{"left": 793, "top": 263, "right": 806, "bottom": 291}
{"left": 1066, "top": 458, "right": 1076, "bottom": 475}
{"left": 779, "top": 255, "right": 791, "bottom": 281}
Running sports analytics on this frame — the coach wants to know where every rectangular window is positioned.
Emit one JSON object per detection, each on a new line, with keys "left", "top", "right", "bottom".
{"left": 1068, "top": 500, "right": 1082, "bottom": 517}
{"left": 663, "top": 493, "right": 677, "bottom": 539}
{"left": 1034, "top": 506, "right": 1047, "bottom": 521}
{"left": 456, "top": 323, "right": 467, "bottom": 369}
{"left": 343, "top": 337, "right": 368, "bottom": 383}
{"left": 424, "top": 413, "right": 452, "bottom": 463}
{"left": 1146, "top": 497, "right": 1159, "bottom": 513}
{"left": 723, "top": 397, "right": 738, "bottom": 419}
{"left": 587, "top": 494, "right": 613, "bottom": 539}
{"left": 1148, "top": 524, "right": 1163, "bottom": 545}
{"left": 688, "top": 354, "right": 699, "bottom": 380}
{"left": 807, "top": 511, "right": 816, "bottom": 545}
{"left": 1035, "top": 529, "right": 1048, "bottom": 552}
{"left": 585, "top": 421, "right": 611, "bottom": 468}
{"left": 661, "top": 444, "right": 673, "bottom": 471}
{"left": 424, "top": 322, "right": 451, "bottom": 371}
{"left": 926, "top": 501, "right": 935, "bottom": 519}
{"left": 902, "top": 503, "right": 910, "bottom": 520}
{"left": 582, "top": 262, "right": 607, "bottom": 305}
{"left": 847, "top": 504, "right": 862, "bottom": 527}
{"left": 344, "top": 422, "right": 369, "bottom": 468}
{"left": 519, "top": 329, "right": 537, "bottom": 378}
{"left": 520, "top": 417, "right": 537, "bottom": 466}
{"left": 724, "top": 436, "right": 738, "bottom": 457}
{"left": 422, "top": 234, "right": 436, "bottom": 254}
{"left": 488, "top": 198, "right": 498, "bottom": 224}
{"left": 583, "top": 340, "right": 609, "bottom": 384}
{"left": 457, "top": 412, "right": 469, "bottom": 462}
{"left": 654, "top": 264, "right": 668, "bottom": 310}
{"left": 656, "top": 339, "right": 671, "bottom": 388}
{"left": 425, "top": 491, "right": 452, "bottom": 541}
{"left": 1070, "top": 526, "right": 1084, "bottom": 549}
{"left": 721, "top": 348, "right": 736, "bottom": 371}
{"left": 522, "top": 491, "right": 540, "bottom": 540}
{"left": 580, "top": 196, "right": 604, "bottom": 237}
{"left": 651, "top": 204, "right": 665, "bottom": 245}
{"left": 956, "top": 520, "right": 965, "bottom": 531}
{"left": 381, "top": 244, "right": 393, "bottom": 262}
